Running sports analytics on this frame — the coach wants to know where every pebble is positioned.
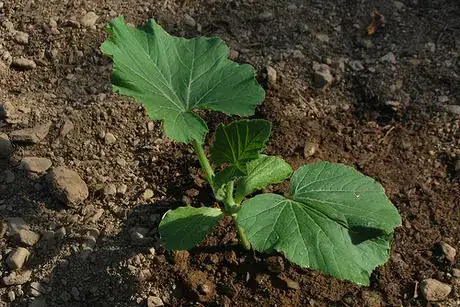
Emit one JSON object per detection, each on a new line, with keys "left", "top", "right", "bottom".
{"left": 1, "top": 270, "right": 32, "bottom": 285}
{"left": 312, "top": 63, "right": 333, "bottom": 89}
{"left": 117, "top": 184, "right": 128, "bottom": 195}
{"left": 60, "top": 119, "right": 74, "bottom": 137}
{"left": 315, "top": 33, "right": 330, "bottom": 43}
{"left": 0, "top": 133, "right": 12, "bottom": 158}
{"left": 7, "top": 217, "right": 29, "bottom": 234}
{"left": 266, "top": 66, "right": 277, "bottom": 89}
{"left": 8, "top": 290, "right": 15, "bottom": 301}
{"left": 47, "top": 167, "right": 89, "bottom": 207}
{"left": 20, "top": 157, "right": 52, "bottom": 174}
{"left": 49, "top": 18, "right": 58, "bottom": 28}
{"left": 142, "top": 189, "right": 154, "bottom": 200}
{"left": 444, "top": 105, "right": 460, "bottom": 116}
{"left": 183, "top": 14, "right": 196, "bottom": 27}
{"left": 14, "top": 31, "right": 29, "bottom": 45}
{"left": 229, "top": 49, "right": 239, "bottom": 60}
{"left": 393, "top": 1, "right": 405, "bottom": 10}
{"left": 349, "top": 60, "right": 364, "bottom": 71}
{"left": 104, "top": 132, "right": 116, "bottom": 145}
{"left": 303, "top": 142, "right": 317, "bottom": 158}
{"left": 30, "top": 281, "right": 47, "bottom": 295}
{"left": 453, "top": 268, "right": 460, "bottom": 278}
{"left": 0, "top": 101, "right": 14, "bottom": 119}
{"left": 421, "top": 278, "right": 452, "bottom": 301}
{"left": 440, "top": 241, "right": 456, "bottom": 262}
{"left": 9, "top": 121, "right": 52, "bottom": 144}
{"left": 11, "top": 58, "right": 36, "bottom": 70}
{"left": 81, "top": 12, "right": 99, "bottom": 27}
{"left": 6, "top": 247, "right": 30, "bottom": 269}
{"left": 380, "top": 52, "right": 397, "bottom": 64}
{"left": 287, "top": 4, "right": 298, "bottom": 11}
{"left": 2, "top": 20, "right": 14, "bottom": 32}
{"left": 16, "top": 229, "right": 40, "bottom": 246}
{"left": 259, "top": 11, "right": 274, "bottom": 21}
{"left": 89, "top": 208, "right": 104, "bottom": 223}
{"left": 147, "top": 296, "right": 164, "bottom": 307}
{"left": 103, "top": 184, "right": 117, "bottom": 196}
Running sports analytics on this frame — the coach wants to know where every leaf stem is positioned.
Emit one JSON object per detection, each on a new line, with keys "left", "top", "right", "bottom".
{"left": 233, "top": 215, "right": 251, "bottom": 250}
{"left": 192, "top": 139, "right": 214, "bottom": 187}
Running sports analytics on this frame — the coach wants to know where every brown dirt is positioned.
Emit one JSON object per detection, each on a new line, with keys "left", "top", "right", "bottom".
{"left": 1, "top": 0, "right": 459, "bottom": 306}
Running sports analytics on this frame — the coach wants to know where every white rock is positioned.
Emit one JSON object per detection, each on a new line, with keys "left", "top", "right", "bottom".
{"left": 104, "top": 132, "right": 116, "bottom": 145}
{"left": 21, "top": 157, "right": 52, "bottom": 174}
{"left": 6, "top": 247, "right": 30, "bottom": 269}
{"left": 267, "top": 66, "right": 277, "bottom": 89}
{"left": 147, "top": 296, "right": 164, "bottom": 307}
{"left": 47, "top": 167, "right": 89, "bottom": 207}
{"left": 421, "top": 278, "right": 452, "bottom": 301}
{"left": 1, "top": 270, "right": 32, "bottom": 285}
{"left": 16, "top": 229, "right": 40, "bottom": 246}
{"left": 80, "top": 12, "right": 99, "bottom": 27}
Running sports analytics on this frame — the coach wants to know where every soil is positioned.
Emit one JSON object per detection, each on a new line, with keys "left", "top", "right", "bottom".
{"left": 1, "top": 0, "right": 459, "bottom": 306}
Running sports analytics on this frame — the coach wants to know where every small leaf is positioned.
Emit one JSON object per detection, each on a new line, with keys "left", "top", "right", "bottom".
{"left": 234, "top": 156, "right": 292, "bottom": 202}
{"left": 213, "top": 166, "right": 244, "bottom": 201}
{"left": 101, "top": 17, "right": 265, "bottom": 144}
{"left": 236, "top": 162, "right": 401, "bottom": 285}
{"left": 210, "top": 119, "right": 271, "bottom": 170}
{"left": 159, "top": 206, "right": 223, "bottom": 250}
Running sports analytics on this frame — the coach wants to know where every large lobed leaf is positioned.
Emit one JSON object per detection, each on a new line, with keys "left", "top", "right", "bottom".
{"left": 159, "top": 206, "right": 223, "bottom": 250}
{"left": 101, "top": 17, "right": 265, "bottom": 144}
{"left": 236, "top": 162, "right": 401, "bottom": 285}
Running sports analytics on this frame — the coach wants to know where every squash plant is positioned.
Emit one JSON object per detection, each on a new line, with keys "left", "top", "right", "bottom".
{"left": 101, "top": 17, "right": 401, "bottom": 285}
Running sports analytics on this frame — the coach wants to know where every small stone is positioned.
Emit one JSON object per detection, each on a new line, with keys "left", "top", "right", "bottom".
{"left": 2, "top": 20, "right": 14, "bottom": 32}
{"left": 8, "top": 290, "right": 15, "bottom": 301}
{"left": 142, "top": 188, "right": 154, "bottom": 200}
{"left": 116, "top": 157, "right": 127, "bottom": 166}
{"left": 81, "top": 12, "right": 99, "bottom": 27}
{"left": 440, "top": 241, "right": 456, "bottom": 262}
{"left": 104, "top": 132, "right": 116, "bottom": 145}
{"left": 103, "top": 184, "right": 117, "bottom": 196}
{"left": 229, "top": 49, "right": 239, "bottom": 60}
{"left": 0, "top": 101, "right": 15, "bottom": 119}
{"left": 16, "top": 229, "right": 40, "bottom": 246}
{"left": 21, "top": 157, "right": 52, "bottom": 174}
{"left": 266, "top": 66, "right": 277, "bottom": 89}
{"left": 30, "top": 281, "right": 47, "bottom": 294}
{"left": 117, "top": 184, "right": 128, "bottom": 195}
{"left": 304, "top": 142, "right": 317, "bottom": 158}
{"left": 7, "top": 217, "right": 29, "bottom": 234}
{"left": 349, "top": 60, "right": 364, "bottom": 71}
{"left": 444, "top": 105, "right": 460, "bottom": 116}
{"left": 11, "top": 58, "right": 36, "bottom": 70}
{"left": 315, "top": 33, "right": 330, "bottom": 43}
{"left": 6, "top": 247, "right": 30, "bottom": 269}
{"left": 14, "top": 31, "right": 29, "bottom": 45}
{"left": 147, "top": 121, "right": 155, "bottom": 131}
{"left": 259, "top": 11, "right": 274, "bottom": 21}
{"left": 421, "top": 278, "right": 452, "bottom": 301}
{"left": 1, "top": 270, "right": 32, "bottom": 285}
{"left": 60, "top": 119, "right": 74, "bottom": 137}
{"left": 453, "top": 268, "right": 460, "bottom": 278}
{"left": 425, "top": 42, "right": 436, "bottom": 53}
{"left": 147, "top": 296, "right": 164, "bottom": 307}
{"left": 312, "top": 63, "right": 333, "bottom": 89}
{"left": 277, "top": 274, "right": 300, "bottom": 290}
{"left": 393, "top": 1, "right": 405, "bottom": 10}
{"left": 183, "top": 14, "right": 196, "bottom": 27}
{"left": 0, "top": 133, "right": 12, "bottom": 158}
{"left": 380, "top": 52, "right": 397, "bottom": 64}
{"left": 49, "top": 18, "right": 58, "bottom": 28}
{"left": 287, "top": 4, "right": 298, "bottom": 11}
{"left": 89, "top": 209, "right": 104, "bottom": 223}
{"left": 47, "top": 167, "right": 89, "bottom": 207}
{"left": 9, "top": 121, "right": 52, "bottom": 144}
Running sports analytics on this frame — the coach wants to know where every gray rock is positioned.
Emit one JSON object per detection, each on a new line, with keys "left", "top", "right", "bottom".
{"left": 14, "top": 31, "right": 29, "bottom": 45}
{"left": 287, "top": 4, "right": 298, "bottom": 11}
{"left": 440, "top": 241, "right": 456, "bottom": 262}
{"left": 0, "top": 133, "right": 12, "bottom": 158}
{"left": 11, "top": 58, "right": 36, "bottom": 70}
{"left": 183, "top": 14, "right": 196, "bottom": 27}
{"left": 259, "top": 11, "right": 274, "bottom": 21}
{"left": 9, "top": 121, "right": 52, "bottom": 144}
{"left": 80, "top": 12, "right": 99, "bottom": 27}
{"left": 1, "top": 270, "right": 32, "bottom": 285}
{"left": 60, "top": 119, "right": 74, "bottom": 137}
{"left": 421, "top": 278, "right": 451, "bottom": 301}
{"left": 7, "top": 217, "right": 29, "bottom": 235}
{"left": 104, "top": 132, "right": 116, "bottom": 145}
{"left": 16, "top": 229, "right": 40, "bottom": 246}
{"left": 47, "top": 167, "right": 89, "bottom": 207}
{"left": 349, "top": 60, "right": 364, "bottom": 71}
{"left": 147, "top": 296, "right": 164, "bottom": 307}
{"left": 380, "top": 52, "right": 397, "bottom": 64}
{"left": 266, "top": 66, "right": 277, "bottom": 89}
{"left": 21, "top": 157, "right": 52, "bottom": 174}
{"left": 312, "top": 63, "right": 333, "bottom": 89}
{"left": 315, "top": 33, "right": 329, "bottom": 43}
{"left": 393, "top": 1, "right": 405, "bottom": 10}
{"left": 6, "top": 247, "right": 30, "bottom": 269}
{"left": 444, "top": 104, "right": 460, "bottom": 116}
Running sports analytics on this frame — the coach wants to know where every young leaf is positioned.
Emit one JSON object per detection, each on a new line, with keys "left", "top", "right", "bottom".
{"left": 159, "top": 206, "right": 223, "bottom": 250}
{"left": 234, "top": 156, "right": 293, "bottom": 203}
{"left": 236, "top": 162, "right": 401, "bottom": 285}
{"left": 210, "top": 119, "right": 271, "bottom": 170}
{"left": 101, "top": 17, "right": 265, "bottom": 144}
{"left": 213, "top": 166, "right": 244, "bottom": 201}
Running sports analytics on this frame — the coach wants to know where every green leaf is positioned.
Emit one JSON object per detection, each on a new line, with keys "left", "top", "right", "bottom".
{"left": 236, "top": 162, "right": 401, "bottom": 285}
{"left": 101, "top": 17, "right": 265, "bottom": 144}
{"left": 234, "top": 156, "right": 292, "bottom": 203}
{"left": 213, "top": 166, "right": 244, "bottom": 201}
{"left": 159, "top": 206, "right": 223, "bottom": 250}
{"left": 210, "top": 119, "right": 271, "bottom": 170}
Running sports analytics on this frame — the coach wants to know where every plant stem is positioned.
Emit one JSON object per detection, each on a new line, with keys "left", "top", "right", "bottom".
{"left": 233, "top": 215, "right": 251, "bottom": 250}
{"left": 192, "top": 139, "right": 214, "bottom": 187}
